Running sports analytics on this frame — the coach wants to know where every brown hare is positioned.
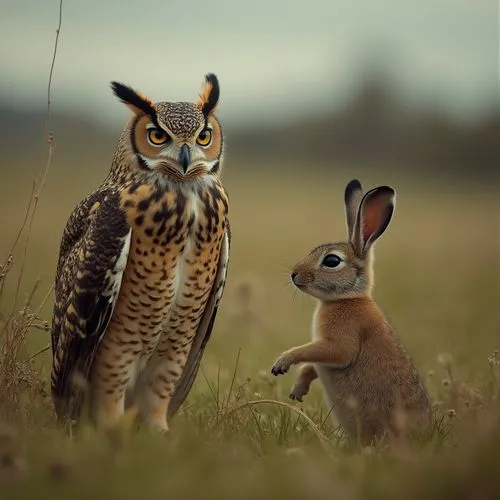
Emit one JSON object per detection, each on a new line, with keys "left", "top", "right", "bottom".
{"left": 271, "top": 179, "right": 432, "bottom": 445}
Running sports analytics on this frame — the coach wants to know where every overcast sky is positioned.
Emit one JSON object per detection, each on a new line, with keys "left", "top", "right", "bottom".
{"left": 0, "top": 0, "right": 498, "bottom": 128}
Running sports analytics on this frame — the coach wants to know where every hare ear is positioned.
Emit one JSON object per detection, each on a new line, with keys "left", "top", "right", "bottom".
{"left": 352, "top": 185, "right": 395, "bottom": 256}
{"left": 344, "top": 179, "right": 363, "bottom": 240}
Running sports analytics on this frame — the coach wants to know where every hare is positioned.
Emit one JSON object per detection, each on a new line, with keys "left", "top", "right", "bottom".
{"left": 271, "top": 179, "right": 432, "bottom": 445}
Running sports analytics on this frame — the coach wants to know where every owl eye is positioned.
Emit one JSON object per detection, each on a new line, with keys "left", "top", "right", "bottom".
{"left": 321, "top": 254, "right": 342, "bottom": 268}
{"left": 147, "top": 128, "right": 169, "bottom": 146}
{"left": 196, "top": 128, "right": 212, "bottom": 147}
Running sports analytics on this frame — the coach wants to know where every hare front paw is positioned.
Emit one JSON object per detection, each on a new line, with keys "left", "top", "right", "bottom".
{"left": 271, "top": 353, "right": 293, "bottom": 376}
{"left": 289, "top": 382, "right": 309, "bottom": 402}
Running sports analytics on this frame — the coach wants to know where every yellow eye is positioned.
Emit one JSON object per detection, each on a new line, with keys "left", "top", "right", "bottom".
{"left": 196, "top": 128, "right": 212, "bottom": 147}
{"left": 147, "top": 128, "right": 169, "bottom": 146}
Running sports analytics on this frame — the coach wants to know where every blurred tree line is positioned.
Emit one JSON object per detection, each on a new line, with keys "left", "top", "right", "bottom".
{"left": 1, "top": 70, "right": 498, "bottom": 184}
{"left": 228, "top": 72, "right": 499, "bottom": 184}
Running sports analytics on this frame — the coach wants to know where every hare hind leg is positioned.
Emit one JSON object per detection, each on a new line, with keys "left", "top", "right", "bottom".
{"left": 290, "top": 363, "right": 318, "bottom": 402}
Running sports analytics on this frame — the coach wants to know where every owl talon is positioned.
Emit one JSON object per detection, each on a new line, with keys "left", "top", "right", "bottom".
{"left": 146, "top": 420, "right": 169, "bottom": 435}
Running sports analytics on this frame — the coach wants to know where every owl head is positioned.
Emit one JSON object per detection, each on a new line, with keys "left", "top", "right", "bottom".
{"left": 110, "top": 74, "right": 222, "bottom": 182}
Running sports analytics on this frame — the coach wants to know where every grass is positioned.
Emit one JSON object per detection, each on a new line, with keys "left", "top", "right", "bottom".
{"left": 0, "top": 163, "right": 499, "bottom": 499}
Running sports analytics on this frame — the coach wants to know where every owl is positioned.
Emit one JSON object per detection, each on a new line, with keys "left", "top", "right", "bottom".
{"left": 50, "top": 74, "right": 230, "bottom": 433}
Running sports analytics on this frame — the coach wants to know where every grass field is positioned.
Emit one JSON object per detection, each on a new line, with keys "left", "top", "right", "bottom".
{"left": 0, "top": 157, "right": 499, "bottom": 499}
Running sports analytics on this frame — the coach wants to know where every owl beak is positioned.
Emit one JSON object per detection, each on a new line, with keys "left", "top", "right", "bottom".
{"left": 178, "top": 144, "right": 190, "bottom": 173}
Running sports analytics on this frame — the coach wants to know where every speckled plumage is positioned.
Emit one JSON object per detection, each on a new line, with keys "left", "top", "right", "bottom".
{"left": 155, "top": 102, "right": 205, "bottom": 139}
{"left": 51, "top": 74, "right": 230, "bottom": 431}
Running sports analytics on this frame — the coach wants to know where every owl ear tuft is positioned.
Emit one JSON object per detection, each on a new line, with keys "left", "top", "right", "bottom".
{"left": 197, "top": 73, "right": 219, "bottom": 116}
{"left": 110, "top": 81, "right": 157, "bottom": 119}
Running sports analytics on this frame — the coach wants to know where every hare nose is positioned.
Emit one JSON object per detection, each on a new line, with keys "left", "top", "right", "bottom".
{"left": 291, "top": 272, "right": 298, "bottom": 283}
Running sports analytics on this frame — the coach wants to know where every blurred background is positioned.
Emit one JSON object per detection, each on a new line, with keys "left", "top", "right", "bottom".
{"left": 1, "top": 0, "right": 499, "bottom": 180}
{"left": 0, "top": 1, "right": 498, "bottom": 386}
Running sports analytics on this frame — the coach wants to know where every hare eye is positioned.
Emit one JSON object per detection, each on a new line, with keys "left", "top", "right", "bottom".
{"left": 321, "top": 254, "right": 342, "bottom": 268}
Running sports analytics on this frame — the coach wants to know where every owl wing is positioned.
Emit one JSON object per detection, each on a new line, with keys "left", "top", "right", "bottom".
{"left": 50, "top": 186, "right": 131, "bottom": 422}
{"left": 168, "top": 220, "right": 231, "bottom": 417}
